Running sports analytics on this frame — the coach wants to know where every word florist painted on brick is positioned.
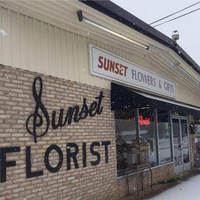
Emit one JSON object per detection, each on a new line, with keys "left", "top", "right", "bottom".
{"left": 0, "top": 77, "right": 111, "bottom": 183}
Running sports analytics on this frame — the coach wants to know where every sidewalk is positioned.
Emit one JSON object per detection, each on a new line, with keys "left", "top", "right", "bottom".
{"left": 121, "top": 168, "right": 200, "bottom": 200}
{"left": 148, "top": 173, "right": 200, "bottom": 200}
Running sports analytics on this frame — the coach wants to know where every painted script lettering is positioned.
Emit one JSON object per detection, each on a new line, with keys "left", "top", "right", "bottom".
{"left": 26, "top": 77, "right": 105, "bottom": 143}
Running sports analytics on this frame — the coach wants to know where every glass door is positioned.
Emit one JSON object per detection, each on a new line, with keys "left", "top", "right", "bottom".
{"left": 181, "top": 119, "right": 190, "bottom": 171}
{"left": 171, "top": 117, "right": 191, "bottom": 174}
{"left": 172, "top": 118, "right": 183, "bottom": 174}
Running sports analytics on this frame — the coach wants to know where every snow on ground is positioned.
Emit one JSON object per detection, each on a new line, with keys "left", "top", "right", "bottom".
{"left": 148, "top": 174, "right": 200, "bottom": 200}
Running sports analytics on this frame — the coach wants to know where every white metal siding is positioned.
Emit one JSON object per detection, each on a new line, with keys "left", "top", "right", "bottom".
{"left": 0, "top": 5, "right": 161, "bottom": 91}
{"left": 1, "top": 5, "right": 200, "bottom": 107}
{"left": 0, "top": 6, "right": 108, "bottom": 89}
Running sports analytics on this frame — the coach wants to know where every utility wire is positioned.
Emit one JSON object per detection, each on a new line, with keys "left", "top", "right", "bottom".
{"left": 149, "top": 1, "right": 200, "bottom": 25}
{"left": 153, "top": 7, "right": 200, "bottom": 27}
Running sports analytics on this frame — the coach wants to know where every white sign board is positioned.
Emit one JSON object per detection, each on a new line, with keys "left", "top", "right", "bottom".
{"left": 89, "top": 45, "right": 176, "bottom": 98}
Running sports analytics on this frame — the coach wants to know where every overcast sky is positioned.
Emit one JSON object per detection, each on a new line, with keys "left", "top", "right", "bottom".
{"left": 111, "top": 0, "right": 200, "bottom": 66}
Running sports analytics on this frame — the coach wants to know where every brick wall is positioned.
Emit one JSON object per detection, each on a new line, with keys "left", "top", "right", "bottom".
{"left": 117, "top": 163, "right": 175, "bottom": 198}
{"left": 0, "top": 65, "right": 118, "bottom": 200}
{"left": 0, "top": 65, "right": 177, "bottom": 200}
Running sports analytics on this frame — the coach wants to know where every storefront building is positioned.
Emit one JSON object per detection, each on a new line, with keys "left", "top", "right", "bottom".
{"left": 0, "top": 1, "right": 200, "bottom": 199}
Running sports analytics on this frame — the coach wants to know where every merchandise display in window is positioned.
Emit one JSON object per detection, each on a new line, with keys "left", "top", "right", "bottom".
{"left": 115, "top": 109, "right": 150, "bottom": 176}
{"left": 139, "top": 108, "right": 158, "bottom": 167}
{"left": 115, "top": 109, "right": 137, "bottom": 176}
{"left": 115, "top": 107, "right": 173, "bottom": 177}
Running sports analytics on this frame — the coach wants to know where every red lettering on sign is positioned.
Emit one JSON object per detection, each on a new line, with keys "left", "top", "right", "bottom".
{"left": 97, "top": 56, "right": 128, "bottom": 77}
{"left": 139, "top": 115, "right": 150, "bottom": 125}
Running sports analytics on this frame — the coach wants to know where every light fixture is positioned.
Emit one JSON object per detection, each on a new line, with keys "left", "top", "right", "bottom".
{"left": 172, "top": 30, "right": 179, "bottom": 46}
{"left": 180, "top": 66, "right": 200, "bottom": 86}
{"left": 77, "top": 10, "right": 149, "bottom": 50}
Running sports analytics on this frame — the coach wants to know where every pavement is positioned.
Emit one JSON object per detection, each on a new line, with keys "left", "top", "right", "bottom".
{"left": 120, "top": 168, "right": 200, "bottom": 200}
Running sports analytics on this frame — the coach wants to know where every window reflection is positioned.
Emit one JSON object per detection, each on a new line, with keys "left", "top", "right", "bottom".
{"left": 115, "top": 108, "right": 174, "bottom": 177}
{"left": 139, "top": 108, "right": 157, "bottom": 167}
{"left": 181, "top": 120, "right": 189, "bottom": 164}
{"left": 158, "top": 110, "right": 172, "bottom": 164}
{"left": 172, "top": 118, "right": 182, "bottom": 166}
{"left": 115, "top": 109, "right": 137, "bottom": 176}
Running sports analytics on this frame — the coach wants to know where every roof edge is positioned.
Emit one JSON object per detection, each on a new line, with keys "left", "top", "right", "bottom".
{"left": 80, "top": 0, "right": 200, "bottom": 74}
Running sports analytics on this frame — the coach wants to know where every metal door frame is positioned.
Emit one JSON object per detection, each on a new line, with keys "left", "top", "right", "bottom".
{"left": 171, "top": 116, "right": 191, "bottom": 174}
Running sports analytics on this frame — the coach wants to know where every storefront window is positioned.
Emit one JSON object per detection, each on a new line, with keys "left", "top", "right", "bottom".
{"left": 115, "top": 109, "right": 137, "bottom": 176}
{"left": 115, "top": 107, "right": 174, "bottom": 177}
{"left": 158, "top": 110, "right": 173, "bottom": 164}
{"left": 139, "top": 108, "right": 158, "bottom": 167}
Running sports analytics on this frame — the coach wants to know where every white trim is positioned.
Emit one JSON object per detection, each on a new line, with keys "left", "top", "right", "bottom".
{"left": 136, "top": 91, "right": 200, "bottom": 112}
{"left": 82, "top": 16, "right": 149, "bottom": 50}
